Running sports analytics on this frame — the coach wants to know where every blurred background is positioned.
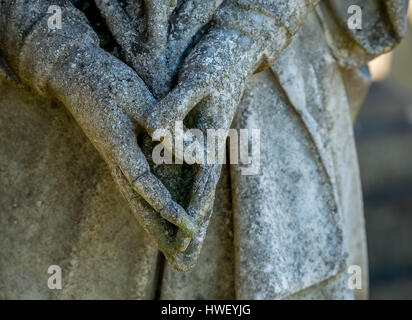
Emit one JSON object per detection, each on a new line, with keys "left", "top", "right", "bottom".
{"left": 355, "top": 0, "right": 412, "bottom": 300}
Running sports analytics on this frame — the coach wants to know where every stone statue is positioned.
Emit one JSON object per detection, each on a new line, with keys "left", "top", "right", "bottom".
{"left": 0, "top": 0, "right": 407, "bottom": 299}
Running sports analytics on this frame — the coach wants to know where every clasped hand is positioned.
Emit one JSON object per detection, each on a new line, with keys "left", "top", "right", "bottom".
{"left": 55, "top": 28, "right": 260, "bottom": 271}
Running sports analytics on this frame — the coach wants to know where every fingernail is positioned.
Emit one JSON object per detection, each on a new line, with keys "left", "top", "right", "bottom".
{"left": 161, "top": 201, "right": 197, "bottom": 237}
{"left": 175, "top": 231, "right": 191, "bottom": 252}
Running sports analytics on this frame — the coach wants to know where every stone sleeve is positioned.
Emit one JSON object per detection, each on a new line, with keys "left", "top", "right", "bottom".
{"left": 0, "top": 0, "right": 100, "bottom": 96}
{"left": 317, "top": 0, "right": 408, "bottom": 67}
{"left": 213, "top": 0, "right": 321, "bottom": 62}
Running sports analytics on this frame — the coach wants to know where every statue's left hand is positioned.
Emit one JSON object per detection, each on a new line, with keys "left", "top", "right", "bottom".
{"left": 143, "top": 28, "right": 263, "bottom": 259}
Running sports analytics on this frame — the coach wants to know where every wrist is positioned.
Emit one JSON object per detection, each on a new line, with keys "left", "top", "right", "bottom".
{"left": 13, "top": 5, "right": 99, "bottom": 98}
{"left": 51, "top": 44, "right": 154, "bottom": 129}
{"left": 213, "top": 2, "right": 289, "bottom": 62}
{"left": 180, "top": 27, "right": 261, "bottom": 85}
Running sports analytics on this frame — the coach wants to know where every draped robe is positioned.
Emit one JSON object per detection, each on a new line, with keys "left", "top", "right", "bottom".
{"left": 0, "top": 0, "right": 407, "bottom": 299}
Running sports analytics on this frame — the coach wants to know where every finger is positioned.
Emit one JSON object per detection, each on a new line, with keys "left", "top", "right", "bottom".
{"left": 175, "top": 232, "right": 192, "bottom": 252}
{"left": 95, "top": 0, "right": 139, "bottom": 51}
{"left": 174, "top": 94, "right": 235, "bottom": 251}
{"left": 144, "top": 82, "right": 209, "bottom": 135}
{"left": 145, "top": 0, "right": 175, "bottom": 51}
{"left": 146, "top": 83, "right": 214, "bottom": 165}
{"left": 175, "top": 164, "right": 221, "bottom": 252}
{"left": 112, "top": 158, "right": 197, "bottom": 270}
{"left": 107, "top": 161, "right": 175, "bottom": 257}
{"left": 91, "top": 111, "right": 197, "bottom": 237}
{"left": 171, "top": 205, "right": 215, "bottom": 271}
{"left": 190, "top": 165, "right": 221, "bottom": 221}
{"left": 111, "top": 159, "right": 210, "bottom": 273}
{"left": 132, "top": 171, "right": 197, "bottom": 237}
{"left": 177, "top": 91, "right": 238, "bottom": 165}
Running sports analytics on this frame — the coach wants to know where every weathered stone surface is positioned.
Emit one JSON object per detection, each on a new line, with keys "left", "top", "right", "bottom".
{"left": 0, "top": 0, "right": 408, "bottom": 299}
{"left": 0, "top": 80, "right": 159, "bottom": 299}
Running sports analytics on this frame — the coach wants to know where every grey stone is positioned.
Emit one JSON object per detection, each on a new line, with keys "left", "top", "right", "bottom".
{"left": 0, "top": 0, "right": 408, "bottom": 299}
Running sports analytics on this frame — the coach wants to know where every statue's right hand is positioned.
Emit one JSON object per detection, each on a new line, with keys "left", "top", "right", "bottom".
{"left": 49, "top": 46, "right": 197, "bottom": 251}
